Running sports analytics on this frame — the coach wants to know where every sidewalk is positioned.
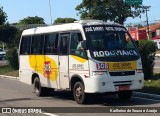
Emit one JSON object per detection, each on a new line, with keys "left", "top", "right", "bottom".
{"left": 156, "top": 50, "right": 160, "bottom": 57}
{"left": 156, "top": 54, "right": 160, "bottom": 57}
{"left": 0, "top": 75, "right": 18, "bottom": 79}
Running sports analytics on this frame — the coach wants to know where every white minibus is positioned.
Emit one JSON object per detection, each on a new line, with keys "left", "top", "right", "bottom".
{"left": 19, "top": 20, "right": 144, "bottom": 104}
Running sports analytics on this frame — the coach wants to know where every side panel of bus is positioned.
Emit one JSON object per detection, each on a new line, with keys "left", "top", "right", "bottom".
{"left": 19, "top": 36, "right": 33, "bottom": 85}
{"left": 19, "top": 33, "right": 60, "bottom": 89}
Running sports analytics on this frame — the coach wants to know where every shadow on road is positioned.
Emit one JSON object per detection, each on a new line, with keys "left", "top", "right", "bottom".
{"left": 48, "top": 90, "right": 160, "bottom": 106}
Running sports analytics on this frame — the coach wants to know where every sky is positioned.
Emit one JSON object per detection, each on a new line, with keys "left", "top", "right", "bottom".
{"left": 0, "top": 0, "right": 160, "bottom": 25}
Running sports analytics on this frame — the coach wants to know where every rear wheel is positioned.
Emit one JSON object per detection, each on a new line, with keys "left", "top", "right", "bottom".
{"left": 118, "top": 90, "right": 132, "bottom": 100}
{"left": 33, "top": 77, "right": 45, "bottom": 96}
{"left": 73, "top": 82, "right": 86, "bottom": 104}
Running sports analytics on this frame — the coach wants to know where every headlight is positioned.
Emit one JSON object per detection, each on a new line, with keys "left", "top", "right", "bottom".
{"left": 136, "top": 69, "right": 143, "bottom": 73}
{"left": 92, "top": 71, "right": 108, "bottom": 75}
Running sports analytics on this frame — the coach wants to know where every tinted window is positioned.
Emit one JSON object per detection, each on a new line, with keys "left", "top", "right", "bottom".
{"left": 31, "top": 35, "right": 44, "bottom": 54}
{"left": 70, "top": 33, "right": 87, "bottom": 57}
{"left": 44, "top": 33, "right": 59, "bottom": 55}
{"left": 20, "top": 36, "right": 31, "bottom": 55}
{"left": 84, "top": 25, "right": 140, "bottom": 61}
{"left": 59, "top": 34, "right": 69, "bottom": 55}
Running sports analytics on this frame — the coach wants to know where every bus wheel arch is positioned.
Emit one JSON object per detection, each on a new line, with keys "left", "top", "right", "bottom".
{"left": 32, "top": 73, "right": 39, "bottom": 85}
{"left": 70, "top": 75, "right": 85, "bottom": 91}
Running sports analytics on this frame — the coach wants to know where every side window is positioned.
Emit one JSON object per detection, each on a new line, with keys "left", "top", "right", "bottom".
{"left": 44, "top": 33, "right": 58, "bottom": 55}
{"left": 31, "top": 35, "right": 44, "bottom": 54}
{"left": 70, "top": 33, "right": 86, "bottom": 57}
{"left": 59, "top": 34, "right": 69, "bottom": 55}
{"left": 20, "top": 36, "right": 31, "bottom": 55}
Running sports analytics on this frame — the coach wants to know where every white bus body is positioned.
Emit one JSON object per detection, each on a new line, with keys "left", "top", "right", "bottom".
{"left": 19, "top": 20, "right": 144, "bottom": 104}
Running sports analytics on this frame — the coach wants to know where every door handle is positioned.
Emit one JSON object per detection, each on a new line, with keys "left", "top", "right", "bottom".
{"left": 64, "top": 75, "right": 68, "bottom": 77}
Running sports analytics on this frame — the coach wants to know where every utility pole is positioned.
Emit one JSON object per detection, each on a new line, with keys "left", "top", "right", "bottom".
{"left": 143, "top": 6, "right": 151, "bottom": 40}
{"left": 49, "top": 0, "right": 53, "bottom": 24}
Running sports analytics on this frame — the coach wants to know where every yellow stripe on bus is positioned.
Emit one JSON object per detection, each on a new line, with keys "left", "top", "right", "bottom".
{"left": 71, "top": 55, "right": 87, "bottom": 63}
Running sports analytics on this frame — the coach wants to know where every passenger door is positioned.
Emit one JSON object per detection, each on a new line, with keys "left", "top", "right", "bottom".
{"left": 59, "top": 33, "right": 70, "bottom": 89}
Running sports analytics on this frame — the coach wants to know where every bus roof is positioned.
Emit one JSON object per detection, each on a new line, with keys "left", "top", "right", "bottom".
{"left": 22, "top": 20, "right": 123, "bottom": 36}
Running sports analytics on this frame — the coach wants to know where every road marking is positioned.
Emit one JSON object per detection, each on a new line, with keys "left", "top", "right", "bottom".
{"left": 43, "top": 113, "right": 59, "bottom": 116}
{"left": 133, "top": 97, "right": 160, "bottom": 102}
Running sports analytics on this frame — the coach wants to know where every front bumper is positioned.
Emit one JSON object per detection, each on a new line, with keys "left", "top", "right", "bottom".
{"left": 84, "top": 72, "right": 144, "bottom": 93}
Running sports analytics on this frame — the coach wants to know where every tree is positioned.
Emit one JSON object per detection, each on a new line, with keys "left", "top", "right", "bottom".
{"left": 0, "top": 24, "right": 18, "bottom": 44}
{"left": 76, "top": 0, "right": 144, "bottom": 24}
{"left": 18, "top": 16, "right": 45, "bottom": 24}
{"left": 0, "top": 7, "right": 18, "bottom": 46}
{"left": 138, "top": 40, "right": 157, "bottom": 80}
{"left": 0, "top": 7, "right": 7, "bottom": 25}
{"left": 54, "top": 18, "right": 77, "bottom": 24}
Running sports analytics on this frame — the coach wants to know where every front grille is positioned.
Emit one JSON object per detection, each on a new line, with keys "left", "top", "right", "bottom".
{"left": 109, "top": 71, "right": 135, "bottom": 76}
{"left": 113, "top": 81, "right": 132, "bottom": 86}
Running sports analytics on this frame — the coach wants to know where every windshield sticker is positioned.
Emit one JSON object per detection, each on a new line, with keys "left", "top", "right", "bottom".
{"left": 93, "top": 50, "right": 138, "bottom": 57}
{"left": 84, "top": 26, "right": 127, "bottom": 32}
{"left": 114, "top": 27, "right": 126, "bottom": 32}
{"left": 85, "top": 26, "right": 104, "bottom": 32}
{"left": 105, "top": 27, "right": 115, "bottom": 31}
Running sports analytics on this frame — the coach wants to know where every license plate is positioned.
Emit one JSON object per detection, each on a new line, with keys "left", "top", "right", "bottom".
{"left": 107, "top": 61, "right": 136, "bottom": 71}
{"left": 118, "top": 86, "right": 130, "bottom": 91}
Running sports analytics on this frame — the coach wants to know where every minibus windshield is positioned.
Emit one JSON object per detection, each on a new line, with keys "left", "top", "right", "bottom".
{"left": 83, "top": 25, "right": 140, "bottom": 61}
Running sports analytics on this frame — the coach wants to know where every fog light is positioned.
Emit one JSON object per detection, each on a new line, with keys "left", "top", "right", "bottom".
{"left": 102, "top": 82, "right": 105, "bottom": 86}
{"left": 136, "top": 69, "right": 143, "bottom": 73}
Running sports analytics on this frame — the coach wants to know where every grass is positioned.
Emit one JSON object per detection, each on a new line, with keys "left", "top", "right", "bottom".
{"left": 140, "top": 80, "right": 160, "bottom": 95}
{"left": 137, "top": 73, "right": 160, "bottom": 95}
{"left": 0, "top": 65, "right": 18, "bottom": 77}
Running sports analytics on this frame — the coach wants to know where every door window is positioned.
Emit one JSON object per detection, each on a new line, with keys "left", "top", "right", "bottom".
{"left": 59, "top": 34, "right": 69, "bottom": 55}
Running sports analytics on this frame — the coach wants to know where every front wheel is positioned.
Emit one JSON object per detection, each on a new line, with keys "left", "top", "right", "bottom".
{"left": 73, "top": 82, "right": 86, "bottom": 104}
{"left": 118, "top": 90, "right": 132, "bottom": 100}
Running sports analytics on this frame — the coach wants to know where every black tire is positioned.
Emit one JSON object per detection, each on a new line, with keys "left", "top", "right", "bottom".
{"left": 118, "top": 90, "right": 132, "bottom": 100}
{"left": 73, "top": 82, "right": 86, "bottom": 104}
{"left": 33, "top": 77, "right": 45, "bottom": 96}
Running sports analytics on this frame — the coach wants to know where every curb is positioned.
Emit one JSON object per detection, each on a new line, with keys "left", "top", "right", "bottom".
{"left": 133, "top": 92, "right": 160, "bottom": 100}
{"left": 0, "top": 75, "right": 18, "bottom": 79}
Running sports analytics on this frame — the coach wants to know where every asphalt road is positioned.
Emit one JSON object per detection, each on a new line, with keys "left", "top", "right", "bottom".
{"left": 0, "top": 77, "right": 160, "bottom": 116}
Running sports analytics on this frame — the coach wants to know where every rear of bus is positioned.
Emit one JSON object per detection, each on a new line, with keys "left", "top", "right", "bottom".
{"left": 81, "top": 23, "right": 144, "bottom": 100}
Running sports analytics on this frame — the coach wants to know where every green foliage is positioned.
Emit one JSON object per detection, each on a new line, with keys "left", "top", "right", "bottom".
{"left": 6, "top": 48, "right": 19, "bottom": 70}
{"left": 138, "top": 40, "right": 157, "bottom": 80}
{"left": 0, "top": 24, "right": 18, "bottom": 43}
{"left": 54, "top": 18, "right": 77, "bottom": 24}
{"left": 0, "top": 7, "right": 7, "bottom": 25}
{"left": 0, "top": 7, "right": 18, "bottom": 46}
{"left": 76, "top": 0, "right": 145, "bottom": 24}
{"left": 18, "top": 16, "right": 45, "bottom": 24}
{"left": 8, "top": 30, "right": 22, "bottom": 47}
